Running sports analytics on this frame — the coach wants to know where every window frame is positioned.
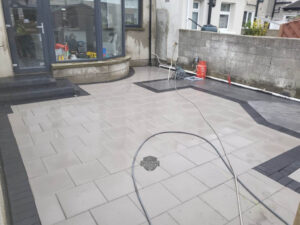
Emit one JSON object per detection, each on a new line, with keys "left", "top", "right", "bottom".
{"left": 125, "top": 0, "right": 143, "bottom": 28}
{"left": 45, "top": 0, "right": 126, "bottom": 64}
{"left": 219, "top": 3, "right": 231, "bottom": 31}
{"left": 191, "top": 1, "right": 201, "bottom": 30}
{"left": 243, "top": 11, "right": 254, "bottom": 26}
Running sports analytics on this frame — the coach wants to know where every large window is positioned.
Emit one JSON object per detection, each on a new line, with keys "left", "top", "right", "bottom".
{"left": 125, "top": 0, "right": 142, "bottom": 27}
{"left": 49, "top": 0, "right": 124, "bottom": 62}
{"left": 50, "top": 0, "right": 96, "bottom": 62}
{"left": 101, "top": 0, "right": 123, "bottom": 58}
{"left": 219, "top": 3, "right": 231, "bottom": 29}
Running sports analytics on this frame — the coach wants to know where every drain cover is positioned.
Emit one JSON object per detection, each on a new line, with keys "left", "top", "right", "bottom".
{"left": 140, "top": 156, "right": 160, "bottom": 171}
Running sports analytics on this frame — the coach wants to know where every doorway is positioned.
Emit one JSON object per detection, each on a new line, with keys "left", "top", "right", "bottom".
{"left": 2, "top": 0, "right": 50, "bottom": 74}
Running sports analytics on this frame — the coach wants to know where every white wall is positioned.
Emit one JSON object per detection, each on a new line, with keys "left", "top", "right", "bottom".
{"left": 156, "top": 0, "right": 247, "bottom": 61}
{"left": 0, "top": 0, "right": 13, "bottom": 77}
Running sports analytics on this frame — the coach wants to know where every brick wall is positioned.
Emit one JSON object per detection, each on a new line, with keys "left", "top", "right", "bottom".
{"left": 178, "top": 29, "right": 300, "bottom": 98}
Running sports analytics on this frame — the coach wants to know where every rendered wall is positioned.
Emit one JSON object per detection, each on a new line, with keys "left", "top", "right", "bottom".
{"left": 125, "top": 0, "right": 156, "bottom": 66}
{"left": 179, "top": 29, "right": 300, "bottom": 98}
{"left": 0, "top": 0, "right": 13, "bottom": 78}
{"left": 156, "top": 0, "right": 246, "bottom": 62}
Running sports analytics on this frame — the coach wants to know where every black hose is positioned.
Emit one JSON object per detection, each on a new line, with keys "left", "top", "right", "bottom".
{"left": 131, "top": 131, "right": 290, "bottom": 225}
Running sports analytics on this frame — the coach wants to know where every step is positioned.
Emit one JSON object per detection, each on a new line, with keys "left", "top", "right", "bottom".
{"left": 0, "top": 75, "right": 56, "bottom": 90}
{"left": 0, "top": 79, "right": 78, "bottom": 104}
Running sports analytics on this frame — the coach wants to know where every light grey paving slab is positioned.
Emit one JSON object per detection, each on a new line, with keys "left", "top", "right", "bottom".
{"left": 200, "top": 184, "right": 254, "bottom": 221}
{"left": 43, "top": 152, "right": 81, "bottom": 172}
{"left": 67, "top": 160, "right": 108, "bottom": 185}
{"left": 51, "top": 136, "right": 86, "bottom": 153}
{"left": 177, "top": 145, "right": 218, "bottom": 165}
{"left": 140, "top": 213, "right": 178, "bottom": 225}
{"left": 35, "top": 195, "right": 65, "bottom": 225}
{"left": 98, "top": 151, "right": 133, "bottom": 173}
{"left": 19, "top": 142, "right": 56, "bottom": 162}
{"left": 129, "top": 183, "right": 180, "bottom": 218}
{"left": 188, "top": 162, "right": 231, "bottom": 188}
{"left": 57, "top": 183, "right": 106, "bottom": 218}
{"left": 24, "top": 159, "right": 47, "bottom": 179}
{"left": 131, "top": 165, "right": 170, "bottom": 187}
{"left": 54, "top": 212, "right": 97, "bottom": 225}
{"left": 289, "top": 168, "right": 300, "bottom": 183}
{"left": 222, "top": 134, "right": 255, "bottom": 150}
{"left": 169, "top": 197, "right": 228, "bottom": 225}
{"left": 160, "top": 153, "right": 195, "bottom": 175}
{"left": 91, "top": 196, "right": 145, "bottom": 225}
{"left": 211, "top": 154, "right": 253, "bottom": 175}
{"left": 162, "top": 172, "right": 208, "bottom": 202}
{"left": 268, "top": 188, "right": 300, "bottom": 215}
{"left": 30, "top": 170, "right": 74, "bottom": 197}
{"left": 95, "top": 171, "right": 135, "bottom": 201}
{"left": 58, "top": 125, "right": 89, "bottom": 138}
{"left": 237, "top": 172, "right": 282, "bottom": 200}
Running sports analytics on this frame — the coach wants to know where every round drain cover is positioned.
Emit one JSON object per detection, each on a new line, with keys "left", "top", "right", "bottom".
{"left": 140, "top": 156, "right": 160, "bottom": 171}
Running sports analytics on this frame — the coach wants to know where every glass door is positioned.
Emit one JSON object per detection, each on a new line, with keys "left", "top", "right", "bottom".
{"left": 4, "top": 0, "right": 49, "bottom": 74}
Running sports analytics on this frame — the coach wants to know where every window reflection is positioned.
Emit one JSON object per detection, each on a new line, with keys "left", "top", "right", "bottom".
{"left": 101, "top": 0, "right": 123, "bottom": 58}
{"left": 50, "top": 0, "right": 97, "bottom": 61}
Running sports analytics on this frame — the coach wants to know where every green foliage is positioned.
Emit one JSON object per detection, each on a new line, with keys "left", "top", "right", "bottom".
{"left": 243, "top": 19, "right": 269, "bottom": 36}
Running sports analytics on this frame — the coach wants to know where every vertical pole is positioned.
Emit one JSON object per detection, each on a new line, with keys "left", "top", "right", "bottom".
{"left": 207, "top": 0, "right": 212, "bottom": 24}
{"left": 149, "top": 0, "right": 152, "bottom": 66}
{"left": 255, "top": 0, "right": 260, "bottom": 18}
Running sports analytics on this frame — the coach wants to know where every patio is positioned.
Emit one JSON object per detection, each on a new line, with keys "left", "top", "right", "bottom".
{"left": 5, "top": 67, "right": 300, "bottom": 225}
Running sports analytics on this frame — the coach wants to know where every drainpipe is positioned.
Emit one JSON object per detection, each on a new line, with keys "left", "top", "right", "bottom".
{"left": 255, "top": 0, "right": 260, "bottom": 18}
{"left": 149, "top": 0, "right": 152, "bottom": 66}
{"left": 207, "top": 0, "right": 213, "bottom": 24}
{"left": 271, "top": 0, "right": 277, "bottom": 18}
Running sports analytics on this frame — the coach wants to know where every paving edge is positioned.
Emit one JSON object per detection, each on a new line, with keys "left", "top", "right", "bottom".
{"left": 134, "top": 79, "right": 300, "bottom": 139}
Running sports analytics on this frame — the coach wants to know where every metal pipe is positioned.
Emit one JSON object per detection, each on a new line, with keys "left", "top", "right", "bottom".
{"left": 207, "top": 0, "right": 213, "bottom": 24}
{"left": 149, "top": 0, "right": 152, "bottom": 66}
{"left": 255, "top": 0, "right": 260, "bottom": 18}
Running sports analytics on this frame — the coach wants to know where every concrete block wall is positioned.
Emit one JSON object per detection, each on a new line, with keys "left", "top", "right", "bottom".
{"left": 178, "top": 29, "right": 300, "bottom": 98}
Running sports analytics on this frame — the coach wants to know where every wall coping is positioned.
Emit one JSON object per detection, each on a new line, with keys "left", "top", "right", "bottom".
{"left": 179, "top": 29, "right": 300, "bottom": 41}
{"left": 52, "top": 56, "right": 131, "bottom": 70}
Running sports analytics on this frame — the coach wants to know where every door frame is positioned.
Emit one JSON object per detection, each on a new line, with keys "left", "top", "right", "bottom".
{"left": 2, "top": 0, "right": 51, "bottom": 74}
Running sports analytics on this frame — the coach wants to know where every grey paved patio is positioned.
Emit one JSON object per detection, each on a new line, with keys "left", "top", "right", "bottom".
{"left": 8, "top": 67, "right": 300, "bottom": 225}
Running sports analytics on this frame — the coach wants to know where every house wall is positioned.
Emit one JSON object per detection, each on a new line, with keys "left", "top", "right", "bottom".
{"left": 0, "top": 0, "right": 13, "bottom": 78}
{"left": 125, "top": 0, "right": 156, "bottom": 66}
{"left": 156, "top": 0, "right": 246, "bottom": 61}
{"left": 178, "top": 29, "right": 300, "bottom": 98}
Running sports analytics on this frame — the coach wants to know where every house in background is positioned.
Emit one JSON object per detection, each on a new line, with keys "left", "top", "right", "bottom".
{"left": 156, "top": 0, "right": 246, "bottom": 61}
{"left": 255, "top": 0, "right": 300, "bottom": 29}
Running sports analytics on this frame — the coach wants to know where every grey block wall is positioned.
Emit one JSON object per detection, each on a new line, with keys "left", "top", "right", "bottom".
{"left": 178, "top": 29, "right": 300, "bottom": 98}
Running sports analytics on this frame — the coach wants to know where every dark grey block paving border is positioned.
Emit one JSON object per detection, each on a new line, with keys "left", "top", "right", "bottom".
{"left": 0, "top": 86, "right": 91, "bottom": 225}
{"left": 135, "top": 79, "right": 300, "bottom": 138}
{"left": 0, "top": 106, "right": 41, "bottom": 225}
{"left": 254, "top": 146, "right": 300, "bottom": 193}
{"left": 135, "top": 78, "right": 300, "bottom": 193}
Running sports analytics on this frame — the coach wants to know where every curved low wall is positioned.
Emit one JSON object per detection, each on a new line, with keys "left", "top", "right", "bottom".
{"left": 52, "top": 56, "right": 131, "bottom": 84}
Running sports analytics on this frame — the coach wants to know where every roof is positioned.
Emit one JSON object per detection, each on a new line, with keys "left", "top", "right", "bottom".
{"left": 284, "top": 0, "right": 300, "bottom": 10}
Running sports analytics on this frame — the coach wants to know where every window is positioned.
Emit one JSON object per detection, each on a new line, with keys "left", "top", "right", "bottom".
{"left": 191, "top": 1, "right": 200, "bottom": 30}
{"left": 49, "top": 0, "right": 96, "bottom": 62}
{"left": 49, "top": 0, "right": 125, "bottom": 62}
{"left": 101, "top": 0, "right": 123, "bottom": 58}
{"left": 219, "top": 3, "right": 231, "bottom": 29}
{"left": 243, "top": 11, "right": 254, "bottom": 26}
{"left": 125, "top": 0, "right": 142, "bottom": 27}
